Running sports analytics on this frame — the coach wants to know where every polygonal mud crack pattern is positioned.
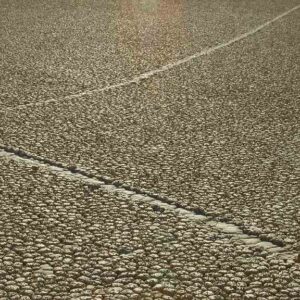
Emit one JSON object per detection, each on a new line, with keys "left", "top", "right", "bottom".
{"left": 0, "top": 147, "right": 294, "bottom": 258}
{"left": 1, "top": 155, "right": 300, "bottom": 299}
{"left": 2, "top": 0, "right": 299, "bottom": 108}
{"left": 1, "top": 10, "right": 299, "bottom": 251}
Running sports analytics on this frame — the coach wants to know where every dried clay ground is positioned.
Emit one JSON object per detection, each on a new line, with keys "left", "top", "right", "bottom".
{"left": 0, "top": 1, "right": 300, "bottom": 299}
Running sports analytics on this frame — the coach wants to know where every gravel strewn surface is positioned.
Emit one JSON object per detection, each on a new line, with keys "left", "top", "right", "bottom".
{"left": 1, "top": 10, "right": 299, "bottom": 248}
{"left": 0, "top": 156, "right": 299, "bottom": 299}
{"left": 1, "top": 0, "right": 300, "bottom": 107}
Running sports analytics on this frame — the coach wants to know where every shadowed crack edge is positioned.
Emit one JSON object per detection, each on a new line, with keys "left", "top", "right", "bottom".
{"left": 0, "top": 144, "right": 298, "bottom": 261}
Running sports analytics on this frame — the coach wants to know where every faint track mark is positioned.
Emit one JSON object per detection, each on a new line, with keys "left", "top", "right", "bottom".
{"left": 1, "top": 4, "right": 299, "bottom": 112}
{"left": 0, "top": 144, "right": 298, "bottom": 261}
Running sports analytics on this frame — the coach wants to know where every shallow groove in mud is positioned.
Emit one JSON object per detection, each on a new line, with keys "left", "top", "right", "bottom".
{"left": 0, "top": 144, "right": 297, "bottom": 260}
{"left": 1, "top": 4, "right": 299, "bottom": 112}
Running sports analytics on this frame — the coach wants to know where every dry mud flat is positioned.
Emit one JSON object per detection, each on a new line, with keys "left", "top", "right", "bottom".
{"left": 1, "top": 7, "right": 300, "bottom": 250}
{"left": 1, "top": 0, "right": 300, "bottom": 299}
{"left": 1, "top": 0, "right": 300, "bottom": 108}
{"left": 0, "top": 154, "right": 300, "bottom": 300}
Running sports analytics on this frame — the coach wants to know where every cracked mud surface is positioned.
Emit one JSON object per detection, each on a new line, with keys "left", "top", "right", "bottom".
{"left": 0, "top": 147, "right": 292, "bottom": 253}
{"left": 1, "top": 9, "right": 299, "bottom": 249}
{"left": 1, "top": 0, "right": 299, "bottom": 107}
{"left": 1, "top": 156, "right": 300, "bottom": 299}
{"left": 1, "top": 1, "right": 300, "bottom": 299}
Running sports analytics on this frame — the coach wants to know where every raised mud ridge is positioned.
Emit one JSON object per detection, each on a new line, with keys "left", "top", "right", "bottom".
{"left": 0, "top": 144, "right": 297, "bottom": 261}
